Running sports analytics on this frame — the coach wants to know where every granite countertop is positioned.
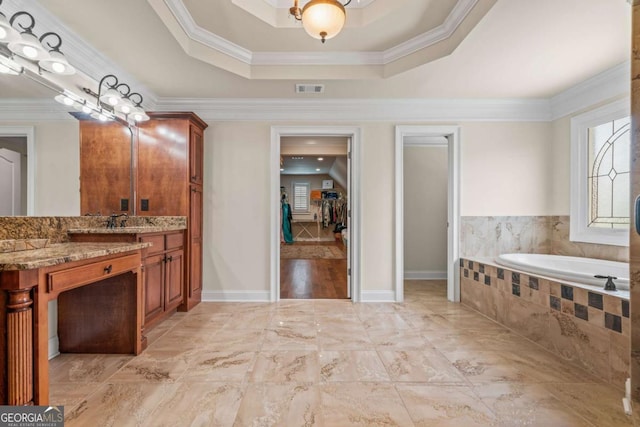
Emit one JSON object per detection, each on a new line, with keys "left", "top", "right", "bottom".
{"left": 67, "top": 226, "right": 186, "bottom": 234}
{"left": 0, "top": 242, "right": 151, "bottom": 271}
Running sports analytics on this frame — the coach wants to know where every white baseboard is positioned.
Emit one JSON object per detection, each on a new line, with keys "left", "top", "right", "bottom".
{"left": 361, "top": 290, "right": 396, "bottom": 302}
{"left": 404, "top": 270, "right": 447, "bottom": 280}
{"left": 48, "top": 336, "right": 60, "bottom": 360}
{"left": 202, "top": 290, "right": 271, "bottom": 302}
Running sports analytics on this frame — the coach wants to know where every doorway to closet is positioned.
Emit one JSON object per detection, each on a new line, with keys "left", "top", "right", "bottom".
{"left": 279, "top": 136, "right": 349, "bottom": 299}
{"left": 270, "top": 126, "right": 362, "bottom": 302}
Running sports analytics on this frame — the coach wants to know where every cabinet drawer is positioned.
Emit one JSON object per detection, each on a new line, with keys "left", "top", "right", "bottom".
{"left": 165, "top": 232, "right": 184, "bottom": 250}
{"left": 140, "top": 235, "right": 165, "bottom": 256}
{"left": 47, "top": 254, "right": 140, "bottom": 294}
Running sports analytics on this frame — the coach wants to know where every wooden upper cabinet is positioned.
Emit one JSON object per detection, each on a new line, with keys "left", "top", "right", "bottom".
{"left": 189, "top": 124, "right": 204, "bottom": 185}
{"left": 136, "top": 119, "right": 189, "bottom": 216}
{"left": 79, "top": 121, "right": 133, "bottom": 216}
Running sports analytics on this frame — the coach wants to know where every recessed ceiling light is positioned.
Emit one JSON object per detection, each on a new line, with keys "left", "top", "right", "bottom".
{"left": 317, "top": 157, "right": 323, "bottom": 161}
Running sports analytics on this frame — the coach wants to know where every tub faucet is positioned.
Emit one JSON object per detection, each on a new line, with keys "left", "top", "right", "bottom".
{"left": 594, "top": 275, "right": 617, "bottom": 291}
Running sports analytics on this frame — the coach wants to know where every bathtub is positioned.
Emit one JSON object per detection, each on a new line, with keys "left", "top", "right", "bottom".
{"left": 495, "top": 253, "right": 629, "bottom": 290}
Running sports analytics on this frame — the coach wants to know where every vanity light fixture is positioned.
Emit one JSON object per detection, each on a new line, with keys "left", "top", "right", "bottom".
{"left": 289, "top": 0, "right": 354, "bottom": 43}
{"left": 38, "top": 32, "right": 75, "bottom": 75}
{"left": 7, "top": 12, "right": 49, "bottom": 60}
{"left": 317, "top": 157, "right": 323, "bottom": 161}
{"left": 93, "top": 74, "right": 149, "bottom": 123}
{"left": 0, "top": 2, "right": 75, "bottom": 76}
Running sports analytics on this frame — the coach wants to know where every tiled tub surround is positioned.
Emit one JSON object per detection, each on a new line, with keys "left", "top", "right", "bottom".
{"left": 0, "top": 216, "right": 187, "bottom": 243}
{"left": 461, "top": 216, "right": 628, "bottom": 262}
{"left": 460, "top": 258, "right": 629, "bottom": 390}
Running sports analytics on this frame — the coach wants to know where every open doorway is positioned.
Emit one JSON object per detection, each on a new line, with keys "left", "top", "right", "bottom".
{"left": 395, "top": 126, "right": 461, "bottom": 302}
{"left": 0, "top": 127, "right": 35, "bottom": 216}
{"left": 279, "top": 137, "right": 349, "bottom": 299}
{"left": 0, "top": 135, "right": 28, "bottom": 215}
{"left": 271, "top": 126, "right": 361, "bottom": 302}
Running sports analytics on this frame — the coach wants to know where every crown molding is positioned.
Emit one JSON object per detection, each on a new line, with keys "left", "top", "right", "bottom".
{"left": 383, "top": 0, "right": 477, "bottom": 63}
{"left": 164, "top": 0, "right": 478, "bottom": 67}
{"left": 154, "top": 98, "right": 551, "bottom": 122}
{"left": 3, "top": 0, "right": 158, "bottom": 108}
{"left": 549, "top": 61, "right": 630, "bottom": 120}
{"left": 165, "top": 0, "right": 252, "bottom": 64}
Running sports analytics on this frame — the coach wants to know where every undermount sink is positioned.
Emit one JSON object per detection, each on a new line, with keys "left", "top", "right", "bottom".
{"left": 0, "top": 239, "right": 50, "bottom": 253}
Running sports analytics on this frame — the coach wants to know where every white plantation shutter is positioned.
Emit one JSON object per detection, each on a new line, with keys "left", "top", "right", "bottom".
{"left": 293, "top": 182, "right": 310, "bottom": 212}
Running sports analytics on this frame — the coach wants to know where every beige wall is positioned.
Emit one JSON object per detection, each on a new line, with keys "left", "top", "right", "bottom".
{"left": 203, "top": 120, "right": 557, "bottom": 296}
{"left": 460, "top": 121, "right": 555, "bottom": 216}
{"left": 403, "top": 145, "right": 448, "bottom": 273}
{"left": 0, "top": 118, "right": 565, "bottom": 298}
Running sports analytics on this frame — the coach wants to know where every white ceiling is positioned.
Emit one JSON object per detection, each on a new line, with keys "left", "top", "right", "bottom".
{"left": 0, "top": 0, "right": 631, "bottom": 101}
{"left": 281, "top": 155, "right": 342, "bottom": 175}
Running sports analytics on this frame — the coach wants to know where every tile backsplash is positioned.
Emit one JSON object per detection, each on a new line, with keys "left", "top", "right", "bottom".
{"left": 461, "top": 215, "right": 628, "bottom": 262}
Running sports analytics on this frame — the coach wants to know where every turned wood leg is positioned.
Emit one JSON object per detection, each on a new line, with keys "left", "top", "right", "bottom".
{"left": 6, "top": 288, "right": 34, "bottom": 406}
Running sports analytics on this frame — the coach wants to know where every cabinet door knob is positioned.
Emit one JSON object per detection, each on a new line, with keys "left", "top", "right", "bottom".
{"left": 191, "top": 175, "right": 197, "bottom": 180}
{"left": 168, "top": 256, "right": 173, "bottom": 262}
{"left": 104, "top": 265, "right": 113, "bottom": 274}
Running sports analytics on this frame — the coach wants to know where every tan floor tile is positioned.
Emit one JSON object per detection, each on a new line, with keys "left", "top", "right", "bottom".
{"left": 367, "top": 329, "right": 434, "bottom": 350}
{"left": 397, "top": 384, "right": 496, "bottom": 426}
{"left": 317, "top": 327, "right": 375, "bottom": 350}
{"left": 234, "top": 383, "right": 322, "bottom": 426}
{"left": 473, "top": 383, "right": 595, "bottom": 426}
{"left": 49, "top": 353, "right": 133, "bottom": 384}
{"left": 48, "top": 280, "right": 616, "bottom": 426}
{"left": 65, "top": 383, "right": 180, "bottom": 427}
{"left": 182, "top": 350, "right": 256, "bottom": 382}
{"left": 108, "top": 350, "right": 191, "bottom": 383}
{"left": 445, "top": 350, "right": 535, "bottom": 384}
{"left": 249, "top": 351, "right": 319, "bottom": 383}
{"left": 319, "top": 382, "right": 415, "bottom": 426}
{"left": 49, "top": 382, "right": 102, "bottom": 408}
{"left": 201, "top": 329, "right": 266, "bottom": 351}
{"left": 319, "top": 351, "right": 390, "bottom": 382}
{"left": 147, "top": 382, "right": 244, "bottom": 427}
{"left": 378, "top": 349, "right": 467, "bottom": 383}
{"left": 262, "top": 325, "right": 318, "bottom": 350}
{"left": 543, "top": 383, "right": 634, "bottom": 427}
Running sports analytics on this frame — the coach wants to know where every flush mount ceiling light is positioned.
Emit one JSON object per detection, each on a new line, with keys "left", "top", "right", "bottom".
{"left": 289, "top": 0, "right": 353, "bottom": 44}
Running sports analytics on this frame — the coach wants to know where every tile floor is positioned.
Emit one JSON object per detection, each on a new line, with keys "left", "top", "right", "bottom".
{"left": 50, "top": 280, "right": 634, "bottom": 426}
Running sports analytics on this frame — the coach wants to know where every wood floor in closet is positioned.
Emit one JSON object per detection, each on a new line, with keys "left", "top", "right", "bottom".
{"left": 280, "top": 241, "right": 348, "bottom": 299}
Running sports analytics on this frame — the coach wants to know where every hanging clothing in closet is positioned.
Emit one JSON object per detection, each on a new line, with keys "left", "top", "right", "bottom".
{"left": 281, "top": 196, "right": 294, "bottom": 243}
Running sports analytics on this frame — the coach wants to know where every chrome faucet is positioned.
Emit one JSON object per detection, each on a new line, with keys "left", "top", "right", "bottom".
{"left": 594, "top": 275, "right": 617, "bottom": 291}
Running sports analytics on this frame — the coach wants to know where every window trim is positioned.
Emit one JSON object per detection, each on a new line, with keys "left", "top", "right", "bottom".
{"left": 570, "top": 98, "right": 630, "bottom": 247}
{"left": 291, "top": 182, "right": 310, "bottom": 213}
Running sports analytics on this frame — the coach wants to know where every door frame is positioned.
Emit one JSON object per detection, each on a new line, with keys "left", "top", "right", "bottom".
{"left": 0, "top": 126, "right": 35, "bottom": 215}
{"left": 271, "top": 126, "right": 362, "bottom": 302}
{"left": 394, "top": 125, "right": 461, "bottom": 302}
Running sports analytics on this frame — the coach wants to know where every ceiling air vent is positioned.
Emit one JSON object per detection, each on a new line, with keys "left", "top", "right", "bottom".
{"left": 296, "top": 84, "right": 325, "bottom": 94}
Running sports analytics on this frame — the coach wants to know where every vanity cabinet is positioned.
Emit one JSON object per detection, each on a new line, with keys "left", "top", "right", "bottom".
{"left": 140, "top": 232, "right": 184, "bottom": 327}
{"left": 69, "top": 230, "right": 185, "bottom": 329}
{"left": 78, "top": 112, "right": 208, "bottom": 313}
